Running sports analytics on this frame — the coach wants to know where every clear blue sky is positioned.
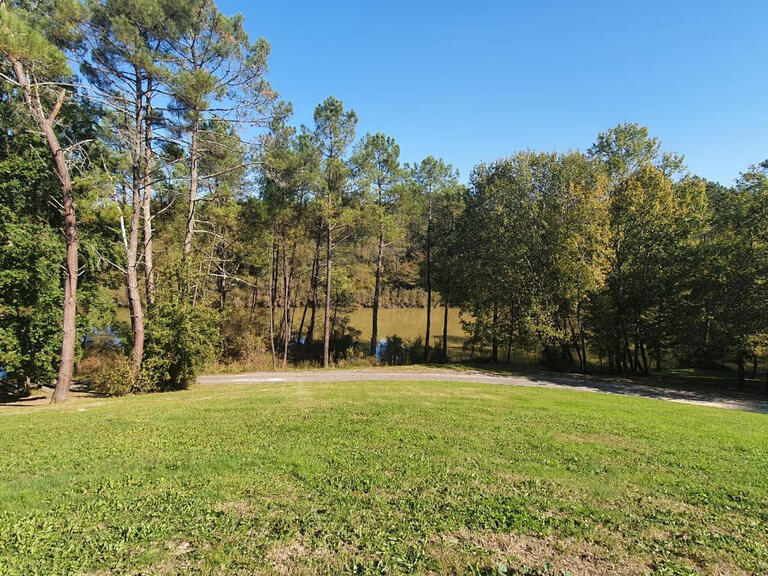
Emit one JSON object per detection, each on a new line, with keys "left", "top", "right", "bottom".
{"left": 220, "top": 0, "right": 767, "bottom": 185}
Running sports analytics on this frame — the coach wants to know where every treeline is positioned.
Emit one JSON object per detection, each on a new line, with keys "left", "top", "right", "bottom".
{"left": 1, "top": 0, "right": 767, "bottom": 401}
{"left": 452, "top": 139, "right": 768, "bottom": 387}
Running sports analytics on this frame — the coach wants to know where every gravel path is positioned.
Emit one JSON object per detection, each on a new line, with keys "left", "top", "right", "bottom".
{"left": 199, "top": 368, "right": 768, "bottom": 414}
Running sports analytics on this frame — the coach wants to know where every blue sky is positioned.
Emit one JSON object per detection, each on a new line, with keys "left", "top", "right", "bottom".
{"left": 219, "top": 0, "right": 767, "bottom": 185}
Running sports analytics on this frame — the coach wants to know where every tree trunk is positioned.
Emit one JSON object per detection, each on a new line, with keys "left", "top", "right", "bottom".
{"left": 737, "top": 354, "right": 745, "bottom": 390}
{"left": 424, "top": 201, "right": 432, "bottom": 362}
{"left": 249, "top": 282, "right": 258, "bottom": 316}
{"left": 371, "top": 231, "right": 384, "bottom": 355}
{"left": 183, "top": 116, "right": 200, "bottom": 260}
{"left": 442, "top": 293, "right": 449, "bottom": 361}
{"left": 323, "top": 218, "right": 332, "bottom": 367}
{"left": 125, "top": 68, "right": 145, "bottom": 380}
{"left": 305, "top": 236, "right": 321, "bottom": 346}
{"left": 143, "top": 79, "right": 155, "bottom": 307}
{"left": 267, "top": 239, "right": 277, "bottom": 369}
{"left": 10, "top": 59, "right": 78, "bottom": 403}
{"left": 491, "top": 301, "right": 499, "bottom": 363}
{"left": 282, "top": 235, "right": 291, "bottom": 368}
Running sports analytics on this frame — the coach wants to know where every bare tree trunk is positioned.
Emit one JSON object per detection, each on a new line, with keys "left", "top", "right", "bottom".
{"left": 297, "top": 263, "right": 313, "bottom": 343}
{"left": 442, "top": 293, "right": 449, "bottom": 361}
{"left": 183, "top": 117, "right": 200, "bottom": 260}
{"left": 268, "top": 239, "right": 277, "bottom": 369}
{"left": 249, "top": 281, "right": 258, "bottom": 316}
{"left": 10, "top": 59, "right": 78, "bottom": 403}
{"left": 143, "top": 80, "right": 155, "bottom": 307}
{"left": 737, "top": 354, "right": 745, "bottom": 390}
{"left": 424, "top": 200, "right": 432, "bottom": 362}
{"left": 303, "top": 236, "right": 321, "bottom": 346}
{"left": 323, "top": 218, "right": 332, "bottom": 367}
{"left": 491, "top": 301, "right": 498, "bottom": 363}
{"left": 126, "top": 69, "right": 145, "bottom": 380}
{"left": 282, "top": 235, "right": 291, "bottom": 368}
{"left": 371, "top": 232, "right": 384, "bottom": 355}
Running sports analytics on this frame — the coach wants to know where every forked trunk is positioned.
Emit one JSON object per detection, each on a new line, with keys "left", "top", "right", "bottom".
{"left": 9, "top": 59, "right": 78, "bottom": 403}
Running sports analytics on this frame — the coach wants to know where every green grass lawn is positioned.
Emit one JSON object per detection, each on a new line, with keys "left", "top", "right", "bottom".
{"left": 1, "top": 382, "right": 767, "bottom": 575}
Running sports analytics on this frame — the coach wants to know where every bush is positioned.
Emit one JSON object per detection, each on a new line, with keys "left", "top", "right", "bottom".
{"left": 380, "top": 335, "right": 425, "bottom": 365}
{"left": 141, "top": 300, "right": 218, "bottom": 391}
{"left": 220, "top": 309, "right": 268, "bottom": 364}
{"left": 91, "top": 355, "right": 155, "bottom": 396}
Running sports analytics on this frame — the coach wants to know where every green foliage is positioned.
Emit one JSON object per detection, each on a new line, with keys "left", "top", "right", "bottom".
{"left": 141, "top": 298, "right": 218, "bottom": 390}
{"left": 91, "top": 354, "right": 155, "bottom": 396}
{"left": 379, "top": 334, "right": 425, "bottom": 365}
{"left": 0, "top": 213, "right": 63, "bottom": 388}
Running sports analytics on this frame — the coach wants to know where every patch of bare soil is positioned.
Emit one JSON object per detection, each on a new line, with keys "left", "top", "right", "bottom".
{"left": 430, "top": 527, "right": 650, "bottom": 575}
{"left": 266, "top": 539, "right": 356, "bottom": 575}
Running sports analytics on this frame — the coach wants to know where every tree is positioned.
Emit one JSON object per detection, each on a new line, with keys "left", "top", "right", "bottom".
{"left": 0, "top": 0, "right": 87, "bottom": 401}
{"left": 167, "top": 0, "right": 272, "bottom": 267}
{"left": 311, "top": 96, "right": 357, "bottom": 367}
{"left": 83, "top": 0, "right": 181, "bottom": 378}
{"left": 261, "top": 104, "right": 320, "bottom": 367}
{"left": 0, "top": 215, "right": 63, "bottom": 393}
{"left": 351, "top": 132, "right": 402, "bottom": 355}
{"left": 407, "top": 157, "right": 459, "bottom": 361}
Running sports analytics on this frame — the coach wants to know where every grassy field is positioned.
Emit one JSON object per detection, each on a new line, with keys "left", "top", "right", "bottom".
{"left": 2, "top": 381, "right": 767, "bottom": 575}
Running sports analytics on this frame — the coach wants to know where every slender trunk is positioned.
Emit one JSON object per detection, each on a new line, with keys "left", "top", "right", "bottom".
{"left": 640, "top": 342, "right": 649, "bottom": 375}
{"left": 126, "top": 69, "right": 145, "bottom": 380}
{"left": 249, "top": 282, "right": 258, "bottom": 316}
{"left": 608, "top": 348, "right": 614, "bottom": 373}
{"left": 183, "top": 116, "right": 200, "bottom": 260}
{"left": 765, "top": 357, "right": 768, "bottom": 395}
{"left": 331, "top": 291, "right": 338, "bottom": 336}
{"left": 143, "top": 80, "right": 155, "bottom": 307}
{"left": 577, "top": 305, "right": 587, "bottom": 372}
{"left": 737, "top": 354, "right": 745, "bottom": 390}
{"left": 371, "top": 232, "right": 384, "bottom": 355}
{"left": 633, "top": 324, "right": 641, "bottom": 375}
{"left": 9, "top": 60, "right": 78, "bottom": 402}
{"left": 282, "top": 235, "right": 290, "bottom": 368}
{"left": 323, "top": 218, "right": 332, "bottom": 367}
{"left": 442, "top": 293, "right": 449, "bottom": 361}
{"left": 304, "top": 234, "right": 321, "bottom": 346}
{"left": 307, "top": 269, "right": 318, "bottom": 344}
{"left": 297, "top": 288, "right": 309, "bottom": 343}
{"left": 297, "top": 239, "right": 318, "bottom": 343}
{"left": 424, "top": 200, "right": 432, "bottom": 362}
{"left": 491, "top": 301, "right": 498, "bottom": 363}
{"left": 267, "top": 239, "right": 277, "bottom": 369}
{"left": 751, "top": 355, "right": 758, "bottom": 379}
{"left": 623, "top": 331, "right": 634, "bottom": 373}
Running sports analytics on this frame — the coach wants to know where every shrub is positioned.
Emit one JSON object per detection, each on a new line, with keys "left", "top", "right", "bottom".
{"left": 141, "top": 300, "right": 218, "bottom": 391}
{"left": 380, "top": 335, "right": 425, "bottom": 365}
{"left": 220, "top": 309, "right": 268, "bottom": 364}
{"left": 91, "top": 355, "right": 155, "bottom": 396}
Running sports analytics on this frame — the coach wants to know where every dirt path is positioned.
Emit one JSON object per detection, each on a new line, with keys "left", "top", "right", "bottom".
{"left": 199, "top": 368, "right": 768, "bottom": 414}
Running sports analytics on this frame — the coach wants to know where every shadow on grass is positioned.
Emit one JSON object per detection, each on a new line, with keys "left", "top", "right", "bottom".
{"left": 438, "top": 361, "right": 768, "bottom": 413}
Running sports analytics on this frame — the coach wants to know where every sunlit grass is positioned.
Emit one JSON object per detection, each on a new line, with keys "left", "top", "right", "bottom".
{"left": 1, "top": 381, "right": 767, "bottom": 574}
